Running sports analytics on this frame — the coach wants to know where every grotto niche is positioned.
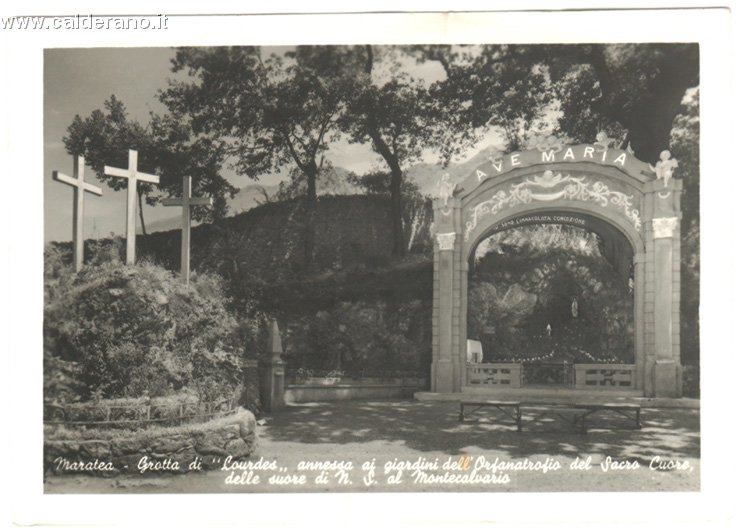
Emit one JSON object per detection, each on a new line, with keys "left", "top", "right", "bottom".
{"left": 467, "top": 221, "right": 635, "bottom": 387}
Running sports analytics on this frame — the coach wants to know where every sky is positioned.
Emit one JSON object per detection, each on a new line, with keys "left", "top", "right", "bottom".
{"left": 45, "top": 47, "right": 178, "bottom": 242}
{"left": 43, "top": 46, "right": 469, "bottom": 243}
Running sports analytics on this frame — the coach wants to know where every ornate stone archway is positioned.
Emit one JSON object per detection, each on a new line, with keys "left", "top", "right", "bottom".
{"left": 431, "top": 139, "right": 683, "bottom": 398}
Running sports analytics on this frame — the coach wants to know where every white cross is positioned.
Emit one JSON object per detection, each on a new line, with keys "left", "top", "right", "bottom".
{"left": 52, "top": 155, "right": 103, "bottom": 272}
{"left": 104, "top": 150, "right": 160, "bottom": 265}
{"left": 162, "top": 175, "right": 212, "bottom": 285}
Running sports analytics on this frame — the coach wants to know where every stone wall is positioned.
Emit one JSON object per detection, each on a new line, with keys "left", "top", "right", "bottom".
{"left": 284, "top": 378, "right": 426, "bottom": 403}
{"left": 44, "top": 408, "right": 256, "bottom": 476}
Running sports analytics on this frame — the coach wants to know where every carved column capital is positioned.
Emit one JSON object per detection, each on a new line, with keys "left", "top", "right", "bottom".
{"left": 436, "top": 232, "right": 456, "bottom": 251}
{"left": 652, "top": 217, "right": 679, "bottom": 239}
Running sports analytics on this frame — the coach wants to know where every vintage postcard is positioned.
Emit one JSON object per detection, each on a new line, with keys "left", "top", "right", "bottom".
{"left": 4, "top": 2, "right": 735, "bottom": 529}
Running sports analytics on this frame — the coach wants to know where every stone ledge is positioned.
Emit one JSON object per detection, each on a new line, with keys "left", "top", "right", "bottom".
{"left": 44, "top": 408, "right": 257, "bottom": 476}
{"left": 286, "top": 382, "right": 424, "bottom": 403}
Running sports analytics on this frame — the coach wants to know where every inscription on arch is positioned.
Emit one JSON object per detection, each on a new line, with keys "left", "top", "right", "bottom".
{"left": 476, "top": 142, "right": 645, "bottom": 181}
{"left": 464, "top": 172, "right": 642, "bottom": 241}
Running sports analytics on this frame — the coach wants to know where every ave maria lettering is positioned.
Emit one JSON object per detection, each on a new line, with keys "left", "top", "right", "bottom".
{"left": 476, "top": 145, "right": 635, "bottom": 183}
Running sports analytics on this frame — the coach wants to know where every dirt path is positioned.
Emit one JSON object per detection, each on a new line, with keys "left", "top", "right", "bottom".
{"left": 45, "top": 399, "right": 700, "bottom": 493}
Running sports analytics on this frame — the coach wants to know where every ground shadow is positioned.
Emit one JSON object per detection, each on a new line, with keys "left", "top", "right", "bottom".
{"left": 260, "top": 399, "right": 700, "bottom": 460}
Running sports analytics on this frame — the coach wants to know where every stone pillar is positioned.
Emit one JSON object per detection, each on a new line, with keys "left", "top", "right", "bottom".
{"left": 652, "top": 217, "right": 682, "bottom": 397}
{"left": 643, "top": 171, "right": 683, "bottom": 398}
{"left": 633, "top": 252, "right": 646, "bottom": 392}
{"left": 259, "top": 319, "right": 285, "bottom": 412}
{"left": 431, "top": 193, "right": 461, "bottom": 394}
{"left": 432, "top": 231, "right": 457, "bottom": 393}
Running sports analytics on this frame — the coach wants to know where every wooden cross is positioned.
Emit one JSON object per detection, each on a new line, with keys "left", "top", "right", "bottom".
{"left": 52, "top": 155, "right": 103, "bottom": 272}
{"left": 104, "top": 149, "right": 160, "bottom": 265}
{"left": 162, "top": 175, "right": 212, "bottom": 285}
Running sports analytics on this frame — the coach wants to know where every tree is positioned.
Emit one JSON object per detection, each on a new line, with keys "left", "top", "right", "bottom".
{"left": 537, "top": 44, "right": 699, "bottom": 161}
{"left": 63, "top": 96, "right": 236, "bottom": 234}
{"left": 161, "top": 46, "right": 354, "bottom": 267}
{"left": 341, "top": 45, "right": 479, "bottom": 256}
{"left": 410, "top": 45, "right": 555, "bottom": 152}
{"left": 415, "top": 44, "right": 698, "bottom": 162}
{"left": 669, "top": 88, "right": 699, "bottom": 367}
{"left": 148, "top": 110, "right": 237, "bottom": 222}
{"left": 64, "top": 96, "right": 156, "bottom": 234}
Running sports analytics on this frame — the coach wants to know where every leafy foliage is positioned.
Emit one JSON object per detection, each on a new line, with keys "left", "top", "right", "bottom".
{"left": 44, "top": 243, "right": 248, "bottom": 403}
{"left": 162, "top": 46, "right": 352, "bottom": 204}
{"left": 281, "top": 300, "right": 432, "bottom": 377}
{"left": 161, "top": 46, "right": 361, "bottom": 267}
{"left": 670, "top": 89, "right": 700, "bottom": 366}
{"left": 539, "top": 43, "right": 698, "bottom": 161}
{"left": 63, "top": 96, "right": 237, "bottom": 226}
{"left": 339, "top": 45, "right": 479, "bottom": 255}
{"left": 414, "top": 44, "right": 698, "bottom": 161}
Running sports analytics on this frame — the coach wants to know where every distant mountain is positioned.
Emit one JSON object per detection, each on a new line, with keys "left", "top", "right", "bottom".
{"left": 229, "top": 166, "right": 362, "bottom": 213}
{"left": 146, "top": 168, "right": 362, "bottom": 234}
{"left": 146, "top": 147, "right": 502, "bottom": 234}
{"left": 142, "top": 216, "right": 180, "bottom": 234}
{"left": 406, "top": 145, "right": 503, "bottom": 196}
{"left": 144, "top": 183, "right": 281, "bottom": 234}
{"left": 228, "top": 183, "right": 282, "bottom": 214}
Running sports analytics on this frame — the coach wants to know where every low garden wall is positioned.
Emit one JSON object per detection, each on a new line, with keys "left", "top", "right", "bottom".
{"left": 464, "top": 363, "right": 638, "bottom": 389}
{"left": 285, "top": 377, "right": 426, "bottom": 403}
{"left": 44, "top": 408, "right": 256, "bottom": 476}
{"left": 44, "top": 394, "right": 240, "bottom": 427}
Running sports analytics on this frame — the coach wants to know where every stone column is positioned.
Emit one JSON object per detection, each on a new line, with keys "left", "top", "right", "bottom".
{"left": 652, "top": 217, "right": 682, "bottom": 397}
{"left": 633, "top": 252, "right": 647, "bottom": 392}
{"left": 432, "top": 231, "right": 457, "bottom": 393}
{"left": 259, "top": 319, "right": 286, "bottom": 412}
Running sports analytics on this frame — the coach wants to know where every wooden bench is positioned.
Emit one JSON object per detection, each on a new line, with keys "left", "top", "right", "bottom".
{"left": 458, "top": 400, "right": 522, "bottom": 431}
{"left": 572, "top": 403, "right": 642, "bottom": 433}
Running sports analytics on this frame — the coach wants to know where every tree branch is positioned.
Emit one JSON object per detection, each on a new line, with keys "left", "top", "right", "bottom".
{"left": 588, "top": 44, "right": 614, "bottom": 108}
{"left": 310, "top": 111, "right": 336, "bottom": 160}
{"left": 281, "top": 128, "right": 309, "bottom": 174}
{"left": 364, "top": 44, "right": 373, "bottom": 76}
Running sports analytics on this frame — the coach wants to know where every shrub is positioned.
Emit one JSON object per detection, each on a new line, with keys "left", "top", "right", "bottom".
{"left": 280, "top": 299, "right": 432, "bottom": 376}
{"left": 44, "top": 249, "right": 248, "bottom": 403}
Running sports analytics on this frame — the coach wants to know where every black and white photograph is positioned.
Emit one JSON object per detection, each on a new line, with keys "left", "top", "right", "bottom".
{"left": 4, "top": 3, "right": 736, "bottom": 529}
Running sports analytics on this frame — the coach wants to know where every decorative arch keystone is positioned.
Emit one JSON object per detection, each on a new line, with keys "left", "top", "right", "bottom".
{"left": 430, "top": 139, "right": 683, "bottom": 398}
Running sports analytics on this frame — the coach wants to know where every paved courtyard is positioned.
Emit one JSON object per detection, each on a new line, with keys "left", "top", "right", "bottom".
{"left": 45, "top": 398, "right": 700, "bottom": 493}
